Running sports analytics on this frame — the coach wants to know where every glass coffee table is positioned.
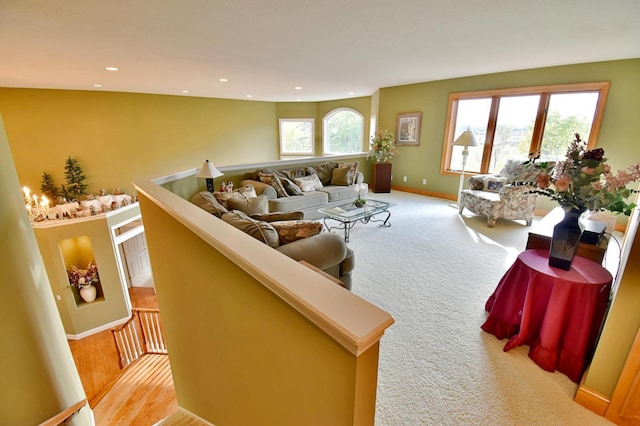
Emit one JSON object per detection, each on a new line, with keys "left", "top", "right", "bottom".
{"left": 318, "top": 199, "right": 395, "bottom": 242}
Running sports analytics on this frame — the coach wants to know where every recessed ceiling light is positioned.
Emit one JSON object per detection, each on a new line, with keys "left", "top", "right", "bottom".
{"left": 219, "top": 78, "right": 228, "bottom": 82}
{"left": 246, "top": 94, "right": 253, "bottom": 98}
{"left": 294, "top": 86, "right": 303, "bottom": 90}
{"left": 93, "top": 84, "right": 103, "bottom": 88}
{"left": 348, "top": 92, "right": 355, "bottom": 96}
{"left": 105, "top": 67, "right": 118, "bottom": 71}
{"left": 181, "top": 90, "right": 189, "bottom": 94}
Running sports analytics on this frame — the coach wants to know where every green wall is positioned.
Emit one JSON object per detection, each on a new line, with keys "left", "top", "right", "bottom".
{"left": 0, "top": 89, "right": 279, "bottom": 197}
{"left": 377, "top": 58, "right": 640, "bottom": 201}
{"left": 0, "top": 90, "right": 372, "bottom": 200}
{"left": 0, "top": 115, "right": 92, "bottom": 424}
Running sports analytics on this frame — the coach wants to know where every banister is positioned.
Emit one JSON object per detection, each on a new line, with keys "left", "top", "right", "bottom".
{"left": 38, "top": 399, "right": 87, "bottom": 426}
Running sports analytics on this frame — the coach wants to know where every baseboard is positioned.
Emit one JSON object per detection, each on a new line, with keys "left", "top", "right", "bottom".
{"left": 66, "top": 315, "right": 130, "bottom": 340}
{"left": 391, "top": 185, "right": 456, "bottom": 201}
{"left": 574, "top": 380, "right": 610, "bottom": 416}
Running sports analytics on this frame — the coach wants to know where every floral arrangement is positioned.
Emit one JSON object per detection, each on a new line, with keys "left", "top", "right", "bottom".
{"left": 67, "top": 260, "right": 100, "bottom": 289}
{"left": 528, "top": 134, "right": 640, "bottom": 215}
{"left": 368, "top": 129, "right": 397, "bottom": 163}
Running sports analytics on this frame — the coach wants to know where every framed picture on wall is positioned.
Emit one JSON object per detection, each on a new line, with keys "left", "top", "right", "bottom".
{"left": 396, "top": 112, "right": 422, "bottom": 146}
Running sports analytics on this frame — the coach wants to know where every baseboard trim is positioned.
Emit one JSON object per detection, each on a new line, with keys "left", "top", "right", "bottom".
{"left": 391, "top": 185, "right": 455, "bottom": 201}
{"left": 66, "top": 316, "right": 130, "bottom": 340}
{"left": 574, "top": 382, "right": 610, "bottom": 416}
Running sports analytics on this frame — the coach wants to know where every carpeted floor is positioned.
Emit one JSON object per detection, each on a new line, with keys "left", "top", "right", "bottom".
{"left": 342, "top": 190, "right": 617, "bottom": 425}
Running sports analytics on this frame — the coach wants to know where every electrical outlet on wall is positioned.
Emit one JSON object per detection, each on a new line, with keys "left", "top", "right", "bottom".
{"left": 422, "top": 178, "right": 427, "bottom": 185}
{"left": 403, "top": 176, "right": 407, "bottom": 182}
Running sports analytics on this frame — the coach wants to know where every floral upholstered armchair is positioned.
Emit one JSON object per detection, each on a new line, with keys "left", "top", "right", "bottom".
{"left": 458, "top": 159, "right": 548, "bottom": 227}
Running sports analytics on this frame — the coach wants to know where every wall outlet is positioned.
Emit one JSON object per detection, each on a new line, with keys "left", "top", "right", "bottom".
{"left": 422, "top": 178, "right": 427, "bottom": 185}
{"left": 403, "top": 176, "right": 407, "bottom": 182}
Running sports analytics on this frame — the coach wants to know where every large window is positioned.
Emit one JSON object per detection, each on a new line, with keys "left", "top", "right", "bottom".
{"left": 279, "top": 118, "right": 314, "bottom": 156}
{"left": 323, "top": 108, "right": 364, "bottom": 155}
{"left": 441, "top": 82, "right": 609, "bottom": 175}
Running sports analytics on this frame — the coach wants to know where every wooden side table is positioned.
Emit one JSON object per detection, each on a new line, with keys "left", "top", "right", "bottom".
{"left": 371, "top": 163, "right": 391, "bottom": 193}
{"left": 526, "top": 207, "right": 608, "bottom": 264}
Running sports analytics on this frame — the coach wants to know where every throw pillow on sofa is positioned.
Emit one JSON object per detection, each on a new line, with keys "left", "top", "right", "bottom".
{"left": 280, "top": 177, "right": 304, "bottom": 196}
{"left": 258, "top": 172, "right": 289, "bottom": 198}
{"left": 294, "top": 174, "right": 324, "bottom": 192}
{"left": 214, "top": 184, "right": 257, "bottom": 208}
{"left": 330, "top": 161, "right": 359, "bottom": 186}
{"left": 191, "top": 191, "right": 228, "bottom": 217}
{"left": 221, "top": 210, "right": 280, "bottom": 248}
{"left": 312, "top": 161, "right": 340, "bottom": 185}
{"left": 227, "top": 194, "right": 269, "bottom": 216}
{"left": 270, "top": 220, "right": 324, "bottom": 244}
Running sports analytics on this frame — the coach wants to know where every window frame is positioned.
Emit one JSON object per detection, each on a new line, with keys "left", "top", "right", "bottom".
{"left": 440, "top": 82, "right": 610, "bottom": 176}
{"left": 279, "top": 118, "right": 315, "bottom": 156}
{"left": 322, "top": 107, "right": 364, "bottom": 155}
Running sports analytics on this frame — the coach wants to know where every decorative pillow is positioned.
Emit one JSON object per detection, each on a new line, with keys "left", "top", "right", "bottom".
{"left": 221, "top": 210, "right": 279, "bottom": 248}
{"left": 483, "top": 176, "right": 509, "bottom": 192}
{"left": 270, "top": 220, "right": 324, "bottom": 244}
{"left": 294, "top": 174, "right": 324, "bottom": 192}
{"left": 191, "top": 191, "right": 228, "bottom": 217}
{"left": 258, "top": 172, "right": 289, "bottom": 198}
{"left": 338, "top": 161, "right": 359, "bottom": 184}
{"left": 280, "top": 177, "right": 304, "bottom": 196}
{"left": 331, "top": 165, "right": 354, "bottom": 186}
{"left": 213, "top": 184, "right": 257, "bottom": 208}
{"left": 284, "top": 168, "right": 308, "bottom": 179}
{"left": 312, "top": 161, "right": 339, "bottom": 186}
{"left": 468, "top": 175, "right": 487, "bottom": 190}
{"left": 227, "top": 195, "right": 269, "bottom": 216}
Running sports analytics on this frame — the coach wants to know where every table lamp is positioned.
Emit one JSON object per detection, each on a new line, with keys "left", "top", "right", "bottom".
{"left": 195, "top": 159, "right": 224, "bottom": 192}
{"left": 451, "top": 130, "right": 479, "bottom": 208}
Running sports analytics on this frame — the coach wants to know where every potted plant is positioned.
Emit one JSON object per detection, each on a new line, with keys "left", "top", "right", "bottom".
{"left": 368, "top": 130, "right": 397, "bottom": 193}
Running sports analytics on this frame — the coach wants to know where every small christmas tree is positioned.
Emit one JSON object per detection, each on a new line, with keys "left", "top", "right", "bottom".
{"left": 40, "top": 171, "right": 59, "bottom": 201}
{"left": 61, "top": 156, "right": 88, "bottom": 200}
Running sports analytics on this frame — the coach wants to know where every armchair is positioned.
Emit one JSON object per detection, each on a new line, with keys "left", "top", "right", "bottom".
{"left": 458, "top": 159, "right": 547, "bottom": 227}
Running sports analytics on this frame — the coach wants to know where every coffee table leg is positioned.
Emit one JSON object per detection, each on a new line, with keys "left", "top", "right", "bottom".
{"left": 365, "top": 210, "right": 392, "bottom": 227}
{"left": 323, "top": 217, "right": 353, "bottom": 243}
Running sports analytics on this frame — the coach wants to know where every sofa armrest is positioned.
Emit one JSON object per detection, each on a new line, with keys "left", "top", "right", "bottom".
{"left": 276, "top": 232, "right": 347, "bottom": 271}
{"left": 240, "top": 179, "right": 277, "bottom": 199}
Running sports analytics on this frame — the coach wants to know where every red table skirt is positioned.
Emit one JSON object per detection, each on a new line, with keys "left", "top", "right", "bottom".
{"left": 481, "top": 249, "right": 612, "bottom": 382}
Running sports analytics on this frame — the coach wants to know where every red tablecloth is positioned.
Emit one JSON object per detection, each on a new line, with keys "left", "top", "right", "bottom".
{"left": 481, "top": 249, "right": 612, "bottom": 382}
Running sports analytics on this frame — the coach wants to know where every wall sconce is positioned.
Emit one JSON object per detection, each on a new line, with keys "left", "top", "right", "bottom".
{"left": 195, "top": 159, "right": 224, "bottom": 192}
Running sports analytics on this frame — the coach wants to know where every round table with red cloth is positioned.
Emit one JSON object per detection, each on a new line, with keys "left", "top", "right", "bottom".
{"left": 481, "top": 249, "right": 612, "bottom": 382}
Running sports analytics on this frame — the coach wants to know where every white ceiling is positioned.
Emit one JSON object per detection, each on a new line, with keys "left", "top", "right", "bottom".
{"left": 1, "top": 0, "right": 639, "bottom": 102}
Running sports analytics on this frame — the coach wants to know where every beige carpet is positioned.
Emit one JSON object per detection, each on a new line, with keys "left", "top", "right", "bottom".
{"left": 344, "top": 190, "right": 618, "bottom": 425}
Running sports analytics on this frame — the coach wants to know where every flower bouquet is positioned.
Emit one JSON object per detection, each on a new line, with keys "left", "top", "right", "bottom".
{"left": 368, "top": 129, "right": 397, "bottom": 163}
{"left": 528, "top": 134, "right": 640, "bottom": 216}
{"left": 67, "top": 260, "right": 100, "bottom": 289}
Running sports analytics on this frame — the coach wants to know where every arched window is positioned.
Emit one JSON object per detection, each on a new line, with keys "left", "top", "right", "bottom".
{"left": 322, "top": 108, "right": 363, "bottom": 155}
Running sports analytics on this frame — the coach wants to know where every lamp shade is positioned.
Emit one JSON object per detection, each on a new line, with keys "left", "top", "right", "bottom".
{"left": 453, "top": 130, "right": 479, "bottom": 147}
{"left": 195, "top": 160, "right": 224, "bottom": 179}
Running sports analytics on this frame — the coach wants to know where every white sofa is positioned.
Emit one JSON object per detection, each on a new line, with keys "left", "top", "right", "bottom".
{"left": 240, "top": 161, "right": 364, "bottom": 219}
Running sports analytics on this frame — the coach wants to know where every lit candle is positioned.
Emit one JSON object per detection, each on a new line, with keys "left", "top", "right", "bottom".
{"left": 23, "top": 186, "right": 30, "bottom": 198}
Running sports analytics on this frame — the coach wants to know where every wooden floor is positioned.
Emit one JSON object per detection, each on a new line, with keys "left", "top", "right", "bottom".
{"left": 71, "top": 287, "right": 181, "bottom": 425}
{"left": 92, "top": 354, "right": 178, "bottom": 425}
